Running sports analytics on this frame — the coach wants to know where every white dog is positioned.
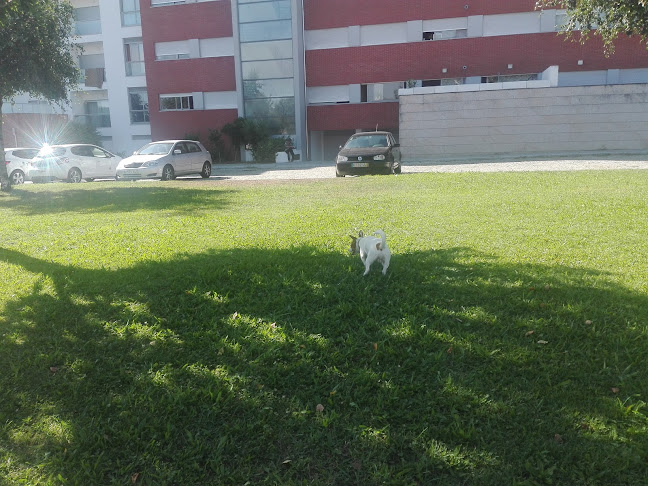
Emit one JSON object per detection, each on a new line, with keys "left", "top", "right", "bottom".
{"left": 349, "top": 230, "right": 391, "bottom": 276}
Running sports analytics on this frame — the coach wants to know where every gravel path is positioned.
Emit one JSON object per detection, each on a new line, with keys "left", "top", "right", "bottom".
{"left": 213, "top": 155, "right": 648, "bottom": 181}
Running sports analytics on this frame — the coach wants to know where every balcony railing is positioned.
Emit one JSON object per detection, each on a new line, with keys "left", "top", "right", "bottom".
{"left": 75, "top": 20, "right": 101, "bottom": 36}
{"left": 74, "top": 114, "right": 111, "bottom": 129}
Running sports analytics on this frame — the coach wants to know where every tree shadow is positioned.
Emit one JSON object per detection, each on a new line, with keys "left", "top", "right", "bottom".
{"left": 0, "top": 184, "right": 238, "bottom": 215}
{"left": 0, "top": 246, "right": 646, "bottom": 485}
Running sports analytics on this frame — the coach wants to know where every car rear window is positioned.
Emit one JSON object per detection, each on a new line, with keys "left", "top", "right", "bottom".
{"left": 12, "top": 149, "right": 38, "bottom": 159}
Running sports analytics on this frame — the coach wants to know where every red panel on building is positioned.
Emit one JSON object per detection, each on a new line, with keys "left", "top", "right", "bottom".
{"left": 140, "top": 0, "right": 232, "bottom": 41}
{"left": 308, "top": 102, "right": 399, "bottom": 132}
{"left": 306, "top": 33, "right": 648, "bottom": 87}
{"left": 304, "top": 0, "right": 538, "bottom": 30}
{"left": 149, "top": 108, "right": 239, "bottom": 142}
{"left": 145, "top": 57, "right": 236, "bottom": 94}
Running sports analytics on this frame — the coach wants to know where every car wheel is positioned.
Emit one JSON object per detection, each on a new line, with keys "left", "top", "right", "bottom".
{"left": 68, "top": 167, "right": 82, "bottom": 183}
{"left": 10, "top": 170, "right": 25, "bottom": 185}
{"left": 200, "top": 161, "right": 212, "bottom": 178}
{"left": 161, "top": 164, "right": 175, "bottom": 181}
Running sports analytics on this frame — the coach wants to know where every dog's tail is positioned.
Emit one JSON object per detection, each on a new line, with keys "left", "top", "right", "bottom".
{"left": 374, "top": 230, "right": 387, "bottom": 250}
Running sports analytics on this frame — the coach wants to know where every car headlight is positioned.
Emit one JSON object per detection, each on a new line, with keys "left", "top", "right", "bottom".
{"left": 336, "top": 155, "right": 348, "bottom": 163}
{"left": 142, "top": 160, "right": 160, "bottom": 167}
{"left": 373, "top": 154, "right": 386, "bottom": 161}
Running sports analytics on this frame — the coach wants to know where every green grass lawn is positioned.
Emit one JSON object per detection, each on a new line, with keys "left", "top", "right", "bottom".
{"left": 1, "top": 171, "right": 647, "bottom": 485}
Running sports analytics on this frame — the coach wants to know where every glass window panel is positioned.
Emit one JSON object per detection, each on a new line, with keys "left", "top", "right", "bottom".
{"left": 240, "top": 40, "right": 292, "bottom": 61}
{"left": 242, "top": 59, "right": 293, "bottom": 79}
{"left": 244, "top": 78, "right": 293, "bottom": 98}
{"left": 239, "top": 1, "right": 290, "bottom": 23}
{"left": 249, "top": 116, "right": 295, "bottom": 134}
{"left": 75, "top": 6, "right": 100, "bottom": 21}
{"left": 129, "top": 89, "right": 149, "bottom": 122}
{"left": 244, "top": 96, "right": 294, "bottom": 118}
{"left": 238, "top": 0, "right": 275, "bottom": 3}
{"left": 239, "top": 20, "right": 291, "bottom": 42}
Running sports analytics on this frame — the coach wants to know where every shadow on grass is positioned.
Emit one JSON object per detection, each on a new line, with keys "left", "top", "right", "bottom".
{"left": 0, "top": 183, "right": 238, "bottom": 215}
{"left": 1, "top": 246, "right": 646, "bottom": 485}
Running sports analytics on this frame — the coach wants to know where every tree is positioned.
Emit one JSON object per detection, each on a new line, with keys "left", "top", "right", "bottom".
{"left": 537, "top": 0, "right": 648, "bottom": 54}
{"left": 0, "top": 0, "right": 80, "bottom": 191}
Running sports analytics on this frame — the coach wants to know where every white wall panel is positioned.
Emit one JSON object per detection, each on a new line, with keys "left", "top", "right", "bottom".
{"left": 360, "top": 23, "right": 407, "bottom": 46}
{"left": 305, "top": 27, "right": 349, "bottom": 50}
{"left": 399, "top": 83, "right": 648, "bottom": 160}
{"left": 482, "top": 12, "right": 542, "bottom": 36}
{"left": 204, "top": 91, "right": 238, "bottom": 110}
{"left": 199, "top": 37, "right": 235, "bottom": 58}
{"left": 155, "top": 40, "right": 190, "bottom": 57}
{"left": 307, "top": 85, "right": 350, "bottom": 104}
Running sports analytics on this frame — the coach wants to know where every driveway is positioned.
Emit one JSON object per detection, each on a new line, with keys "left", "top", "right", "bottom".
{"left": 212, "top": 155, "right": 648, "bottom": 181}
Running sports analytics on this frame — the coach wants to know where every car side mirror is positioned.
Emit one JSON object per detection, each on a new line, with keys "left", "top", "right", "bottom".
{"left": 339, "top": 145, "right": 342, "bottom": 149}
{"left": 173, "top": 149, "right": 181, "bottom": 155}
{"left": 393, "top": 143, "right": 400, "bottom": 148}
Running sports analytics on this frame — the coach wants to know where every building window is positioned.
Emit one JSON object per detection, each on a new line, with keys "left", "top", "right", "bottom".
{"left": 124, "top": 40, "right": 145, "bottom": 76}
{"left": 76, "top": 100, "right": 111, "bottom": 128}
{"left": 129, "top": 88, "right": 149, "bottom": 123}
{"left": 160, "top": 94, "right": 194, "bottom": 111}
{"left": 121, "top": 0, "right": 140, "bottom": 26}
{"left": 481, "top": 73, "right": 538, "bottom": 83}
{"left": 74, "top": 6, "right": 101, "bottom": 35}
{"left": 155, "top": 40, "right": 190, "bottom": 60}
{"left": 151, "top": 0, "right": 185, "bottom": 5}
{"left": 422, "top": 28, "right": 467, "bottom": 41}
{"left": 238, "top": 0, "right": 295, "bottom": 133}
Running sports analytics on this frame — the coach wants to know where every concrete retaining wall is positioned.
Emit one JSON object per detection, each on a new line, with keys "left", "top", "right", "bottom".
{"left": 398, "top": 83, "right": 648, "bottom": 161}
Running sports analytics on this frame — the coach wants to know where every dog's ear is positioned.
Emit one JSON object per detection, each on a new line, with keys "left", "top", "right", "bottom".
{"left": 358, "top": 231, "right": 364, "bottom": 237}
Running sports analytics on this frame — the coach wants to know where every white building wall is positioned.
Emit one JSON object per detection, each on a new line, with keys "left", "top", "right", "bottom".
{"left": 1, "top": 0, "right": 150, "bottom": 155}
{"left": 305, "top": 10, "right": 567, "bottom": 50}
{"left": 399, "top": 83, "right": 648, "bottom": 160}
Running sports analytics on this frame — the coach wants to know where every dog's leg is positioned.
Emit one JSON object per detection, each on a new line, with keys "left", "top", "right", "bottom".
{"left": 363, "top": 254, "right": 377, "bottom": 276}
{"left": 382, "top": 253, "right": 391, "bottom": 275}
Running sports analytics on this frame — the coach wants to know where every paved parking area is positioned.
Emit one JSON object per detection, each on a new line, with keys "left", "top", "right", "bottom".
{"left": 212, "top": 155, "right": 648, "bottom": 181}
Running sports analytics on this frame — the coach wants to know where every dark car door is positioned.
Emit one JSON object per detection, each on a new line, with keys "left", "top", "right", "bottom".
{"left": 388, "top": 133, "right": 401, "bottom": 162}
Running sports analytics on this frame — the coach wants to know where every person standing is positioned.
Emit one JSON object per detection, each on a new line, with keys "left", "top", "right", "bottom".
{"left": 284, "top": 137, "right": 295, "bottom": 162}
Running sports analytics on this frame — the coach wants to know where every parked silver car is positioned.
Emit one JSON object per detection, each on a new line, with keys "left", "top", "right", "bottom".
{"left": 4, "top": 147, "right": 39, "bottom": 184}
{"left": 28, "top": 144, "right": 121, "bottom": 183}
{"left": 115, "top": 140, "right": 212, "bottom": 181}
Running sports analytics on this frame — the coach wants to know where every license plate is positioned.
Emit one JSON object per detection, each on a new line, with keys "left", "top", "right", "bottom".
{"left": 124, "top": 169, "right": 139, "bottom": 175}
{"left": 351, "top": 162, "right": 369, "bottom": 168}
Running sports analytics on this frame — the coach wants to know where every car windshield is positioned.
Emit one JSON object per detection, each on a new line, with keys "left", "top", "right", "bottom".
{"left": 344, "top": 135, "right": 388, "bottom": 149}
{"left": 138, "top": 143, "right": 173, "bottom": 155}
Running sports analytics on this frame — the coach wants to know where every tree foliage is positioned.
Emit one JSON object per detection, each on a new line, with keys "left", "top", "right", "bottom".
{"left": 0, "top": 0, "right": 80, "bottom": 190}
{"left": 537, "top": 0, "right": 648, "bottom": 53}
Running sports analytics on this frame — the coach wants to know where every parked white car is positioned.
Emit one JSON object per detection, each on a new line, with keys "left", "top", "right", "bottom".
{"left": 28, "top": 144, "right": 121, "bottom": 183}
{"left": 4, "top": 148, "right": 39, "bottom": 184}
{"left": 115, "top": 140, "right": 212, "bottom": 181}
